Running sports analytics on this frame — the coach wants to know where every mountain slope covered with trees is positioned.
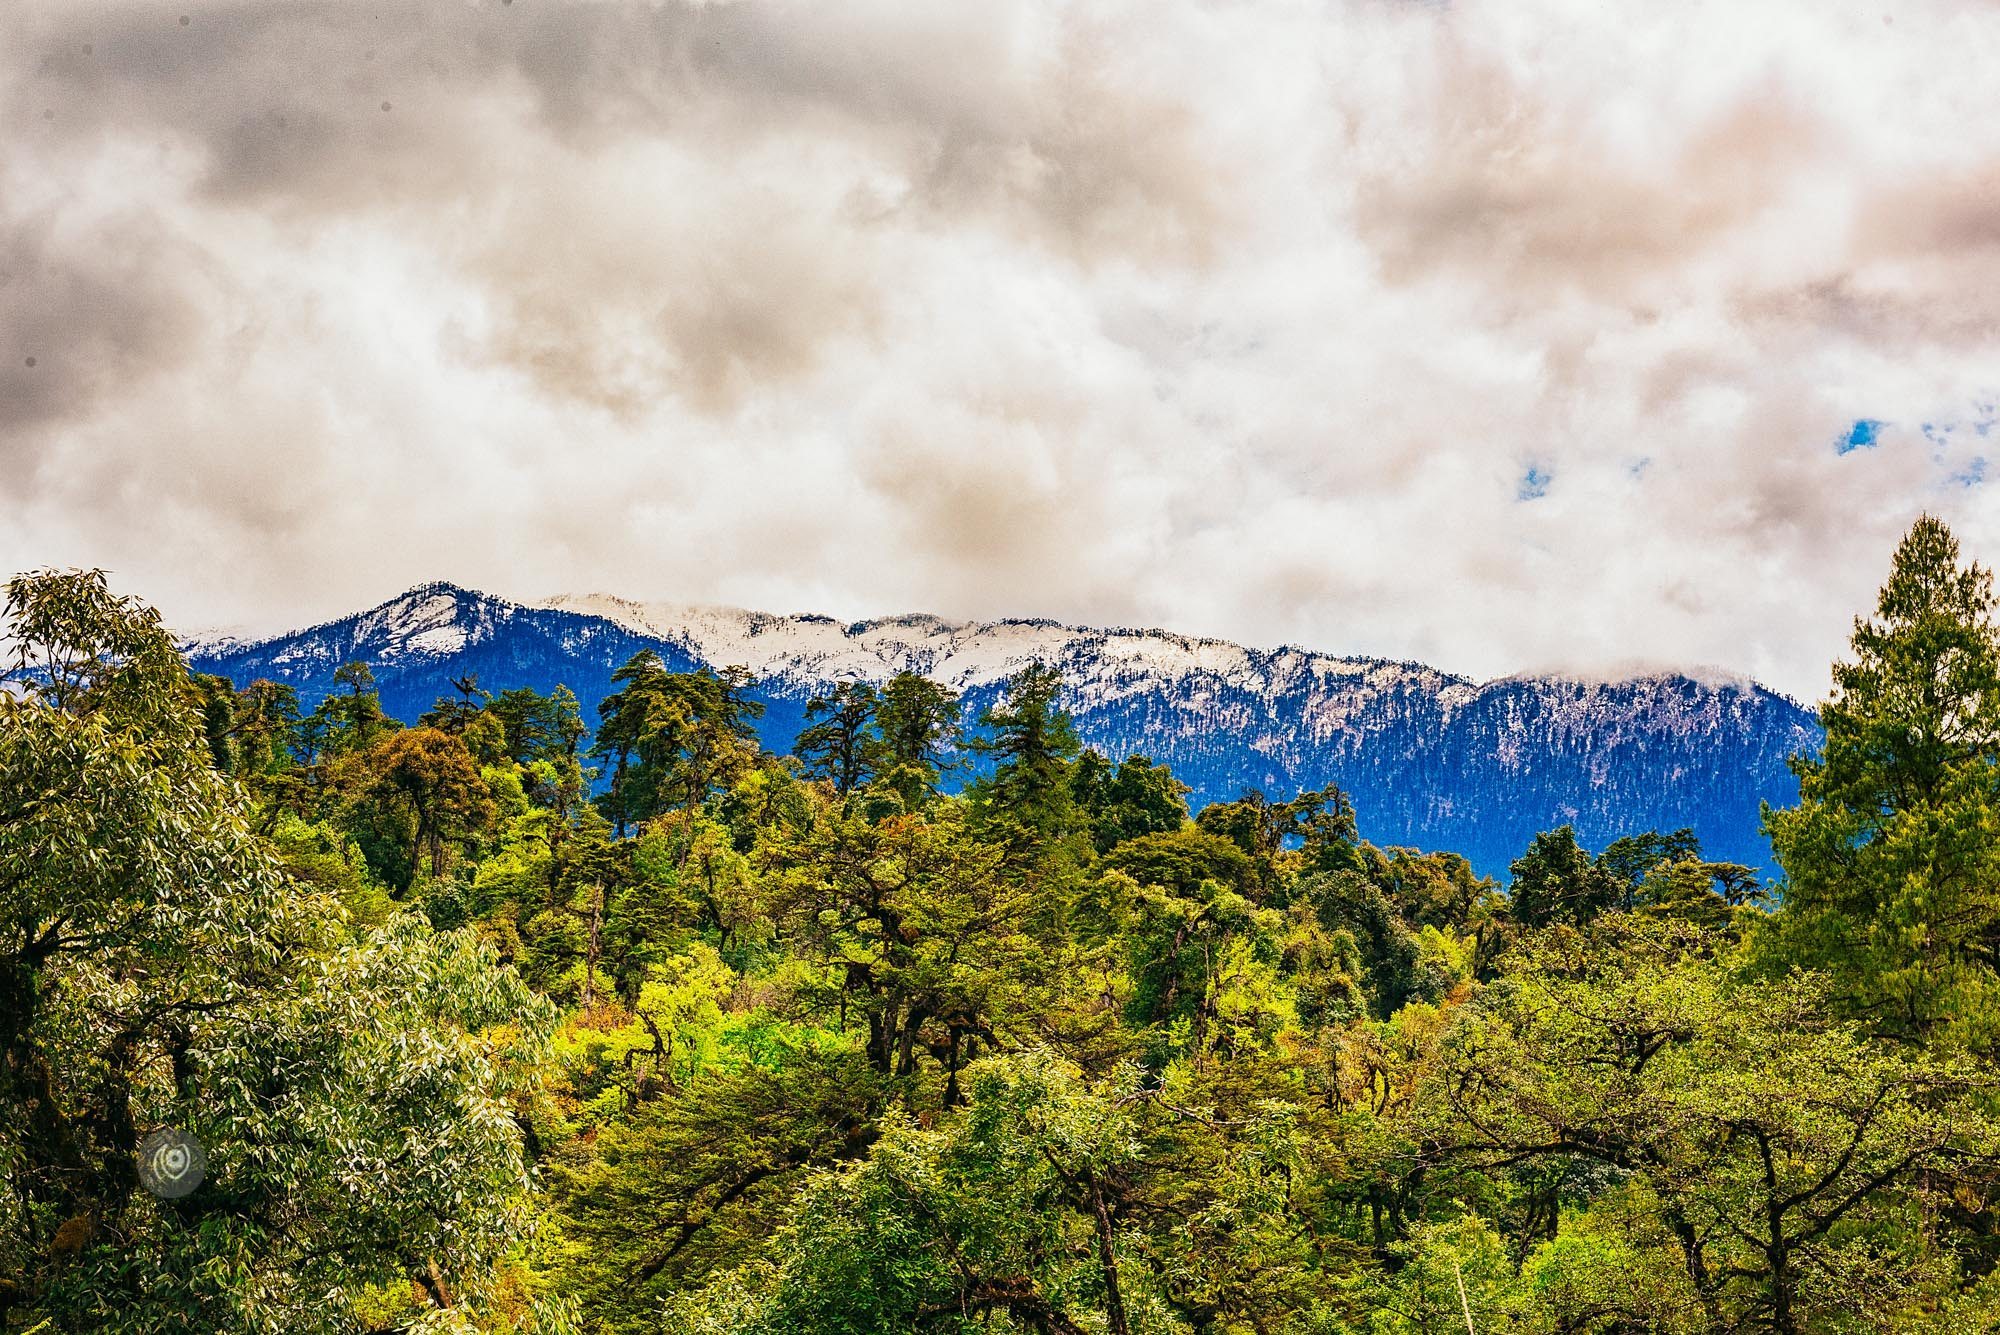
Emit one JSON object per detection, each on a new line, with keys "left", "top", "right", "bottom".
{"left": 184, "top": 587, "right": 1818, "bottom": 876}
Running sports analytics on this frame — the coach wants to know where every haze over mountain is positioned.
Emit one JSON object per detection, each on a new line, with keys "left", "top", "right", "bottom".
{"left": 184, "top": 583, "right": 1820, "bottom": 878}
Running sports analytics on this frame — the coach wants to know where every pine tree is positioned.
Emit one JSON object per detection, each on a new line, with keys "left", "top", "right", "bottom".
{"left": 1763, "top": 514, "right": 2000, "bottom": 1049}
{"left": 1506, "top": 826, "right": 1620, "bottom": 929}
{"left": 969, "top": 663, "right": 1080, "bottom": 840}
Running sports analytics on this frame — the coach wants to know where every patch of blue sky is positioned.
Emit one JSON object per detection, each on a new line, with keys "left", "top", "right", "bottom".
{"left": 1516, "top": 465, "right": 1552, "bottom": 501}
{"left": 1836, "top": 419, "right": 1884, "bottom": 455}
{"left": 1950, "top": 457, "right": 1988, "bottom": 488}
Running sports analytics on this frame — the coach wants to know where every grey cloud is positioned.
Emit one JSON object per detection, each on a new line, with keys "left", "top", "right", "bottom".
{"left": 8, "top": 1, "right": 1226, "bottom": 422}
{"left": 0, "top": 215, "right": 202, "bottom": 488}
{"left": 1350, "top": 50, "right": 1824, "bottom": 304}
{"left": 17, "top": 2, "right": 1224, "bottom": 254}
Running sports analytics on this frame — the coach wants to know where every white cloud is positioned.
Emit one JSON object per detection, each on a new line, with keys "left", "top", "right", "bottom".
{"left": 6, "top": 0, "right": 2000, "bottom": 700}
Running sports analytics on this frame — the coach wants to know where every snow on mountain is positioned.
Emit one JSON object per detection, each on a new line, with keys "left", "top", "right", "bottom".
{"left": 182, "top": 582, "right": 1822, "bottom": 877}
{"left": 542, "top": 593, "right": 1281, "bottom": 694}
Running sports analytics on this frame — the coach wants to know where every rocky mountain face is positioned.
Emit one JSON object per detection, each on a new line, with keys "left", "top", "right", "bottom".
{"left": 183, "top": 583, "right": 1821, "bottom": 878}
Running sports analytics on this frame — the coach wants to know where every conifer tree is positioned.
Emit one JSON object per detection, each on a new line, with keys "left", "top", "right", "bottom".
{"left": 794, "top": 680, "right": 879, "bottom": 796}
{"left": 865, "top": 671, "right": 961, "bottom": 810}
{"left": 1764, "top": 514, "right": 2000, "bottom": 1049}
{"left": 970, "top": 663, "right": 1081, "bottom": 840}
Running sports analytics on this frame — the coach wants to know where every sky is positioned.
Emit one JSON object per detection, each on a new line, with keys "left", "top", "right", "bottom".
{"left": 5, "top": 1, "right": 2000, "bottom": 701}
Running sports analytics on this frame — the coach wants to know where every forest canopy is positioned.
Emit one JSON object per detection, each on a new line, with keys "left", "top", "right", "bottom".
{"left": 6, "top": 516, "right": 2000, "bottom": 1333}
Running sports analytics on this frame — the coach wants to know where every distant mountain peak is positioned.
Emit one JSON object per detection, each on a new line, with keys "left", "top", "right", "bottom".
{"left": 183, "top": 581, "right": 1821, "bottom": 876}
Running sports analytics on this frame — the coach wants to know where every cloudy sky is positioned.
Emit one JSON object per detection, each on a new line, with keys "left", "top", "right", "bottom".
{"left": 5, "top": 0, "right": 2000, "bottom": 699}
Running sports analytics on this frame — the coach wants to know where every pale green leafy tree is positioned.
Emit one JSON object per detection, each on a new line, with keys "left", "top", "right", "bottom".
{"left": 0, "top": 569, "right": 558, "bottom": 1334}
{"left": 1429, "top": 924, "right": 1998, "bottom": 1335}
{"left": 661, "top": 1051, "right": 1178, "bottom": 1335}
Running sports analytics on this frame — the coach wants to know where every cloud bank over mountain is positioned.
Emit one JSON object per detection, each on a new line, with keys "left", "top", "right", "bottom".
{"left": 7, "top": 0, "right": 2000, "bottom": 698}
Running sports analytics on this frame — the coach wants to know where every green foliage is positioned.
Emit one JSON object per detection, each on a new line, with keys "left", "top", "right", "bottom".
{"left": 865, "top": 671, "right": 963, "bottom": 811}
{"left": 1764, "top": 514, "right": 2000, "bottom": 1051}
{"left": 1073, "top": 751, "right": 1190, "bottom": 853}
{"left": 592, "top": 654, "right": 764, "bottom": 834}
{"left": 1507, "top": 825, "right": 1623, "bottom": 928}
{"left": 662, "top": 1053, "right": 1169, "bottom": 1335}
{"left": 794, "top": 680, "right": 880, "bottom": 797}
{"left": 16, "top": 523, "right": 2000, "bottom": 1335}
{"left": 969, "top": 663, "right": 1083, "bottom": 843}
{"left": 1431, "top": 922, "right": 1998, "bottom": 1332}
{"left": 0, "top": 570, "right": 549, "bottom": 1333}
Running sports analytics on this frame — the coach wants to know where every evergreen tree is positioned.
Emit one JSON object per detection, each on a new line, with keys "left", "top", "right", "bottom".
{"left": 970, "top": 663, "right": 1081, "bottom": 840}
{"left": 1507, "top": 825, "right": 1621, "bottom": 928}
{"left": 227, "top": 678, "right": 303, "bottom": 777}
{"left": 593, "top": 653, "right": 764, "bottom": 833}
{"left": 1595, "top": 827, "right": 1703, "bottom": 909}
{"left": 793, "top": 679, "right": 879, "bottom": 796}
{"left": 1764, "top": 514, "right": 2000, "bottom": 1049}
{"left": 865, "top": 671, "right": 961, "bottom": 809}
{"left": 1197, "top": 785, "right": 1360, "bottom": 897}
{"left": 1072, "top": 750, "right": 1190, "bottom": 852}
{"left": 304, "top": 659, "right": 395, "bottom": 760}
{"left": 417, "top": 671, "right": 488, "bottom": 735}
{"left": 486, "top": 683, "right": 584, "bottom": 766}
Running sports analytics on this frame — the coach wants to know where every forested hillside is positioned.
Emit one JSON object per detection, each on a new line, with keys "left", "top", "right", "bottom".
{"left": 185, "top": 587, "right": 1819, "bottom": 876}
{"left": 8, "top": 518, "right": 2000, "bottom": 1333}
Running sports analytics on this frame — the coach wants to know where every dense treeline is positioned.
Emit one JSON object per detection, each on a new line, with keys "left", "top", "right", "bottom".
{"left": 7, "top": 517, "right": 2000, "bottom": 1332}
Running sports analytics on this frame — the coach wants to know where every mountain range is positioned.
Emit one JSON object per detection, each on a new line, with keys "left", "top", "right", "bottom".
{"left": 182, "top": 583, "right": 1822, "bottom": 879}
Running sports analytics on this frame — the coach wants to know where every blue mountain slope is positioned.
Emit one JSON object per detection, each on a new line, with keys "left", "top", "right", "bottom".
{"left": 183, "top": 583, "right": 1821, "bottom": 878}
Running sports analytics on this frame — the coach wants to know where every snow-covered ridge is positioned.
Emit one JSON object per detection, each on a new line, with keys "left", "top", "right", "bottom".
{"left": 182, "top": 581, "right": 1798, "bottom": 714}
{"left": 180, "top": 582, "right": 1822, "bottom": 875}
{"left": 542, "top": 590, "right": 1463, "bottom": 697}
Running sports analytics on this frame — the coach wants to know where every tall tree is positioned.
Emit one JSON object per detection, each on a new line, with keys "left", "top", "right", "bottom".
{"left": 227, "top": 678, "right": 303, "bottom": 777}
{"left": 418, "top": 671, "right": 489, "bottom": 735}
{"left": 1071, "top": 751, "right": 1190, "bottom": 852}
{"left": 865, "top": 672, "right": 961, "bottom": 810}
{"left": 970, "top": 663, "right": 1081, "bottom": 840}
{"left": 489, "top": 683, "right": 587, "bottom": 766}
{"left": 767, "top": 804, "right": 1033, "bottom": 1091}
{"left": 0, "top": 570, "right": 547, "bottom": 1334}
{"left": 303, "top": 659, "right": 395, "bottom": 760}
{"left": 1764, "top": 515, "right": 2000, "bottom": 1049}
{"left": 593, "top": 653, "right": 764, "bottom": 834}
{"left": 1197, "top": 785, "right": 1359, "bottom": 896}
{"left": 358, "top": 725, "right": 498, "bottom": 882}
{"left": 1507, "top": 825, "right": 1621, "bottom": 929}
{"left": 793, "top": 680, "right": 879, "bottom": 796}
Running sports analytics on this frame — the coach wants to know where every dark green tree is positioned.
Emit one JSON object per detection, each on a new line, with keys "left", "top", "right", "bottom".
{"left": 970, "top": 663, "right": 1081, "bottom": 841}
{"left": 865, "top": 671, "right": 962, "bottom": 810}
{"left": 1072, "top": 750, "right": 1190, "bottom": 852}
{"left": 417, "top": 671, "right": 489, "bottom": 735}
{"left": 1197, "top": 785, "right": 1360, "bottom": 897}
{"left": 487, "top": 683, "right": 587, "bottom": 766}
{"left": 793, "top": 680, "right": 879, "bottom": 796}
{"left": 303, "top": 659, "right": 395, "bottom": 760}
{"left": 593, "top": 653, "right": 765, "bottom": 834}
{"left": 1596, "top": 827, "right": 1703, "bottom": 909}
{"left": 1507, "top": 825, "right": 1621, "bottom": 929}
{"left": 1764, "top": 514, "right": 2000, "bottom": 1049}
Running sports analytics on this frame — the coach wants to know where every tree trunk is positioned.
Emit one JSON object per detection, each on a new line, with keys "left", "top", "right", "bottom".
{"left": 1088, "top": 1173, "right": 1131, "bottom": 1335}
